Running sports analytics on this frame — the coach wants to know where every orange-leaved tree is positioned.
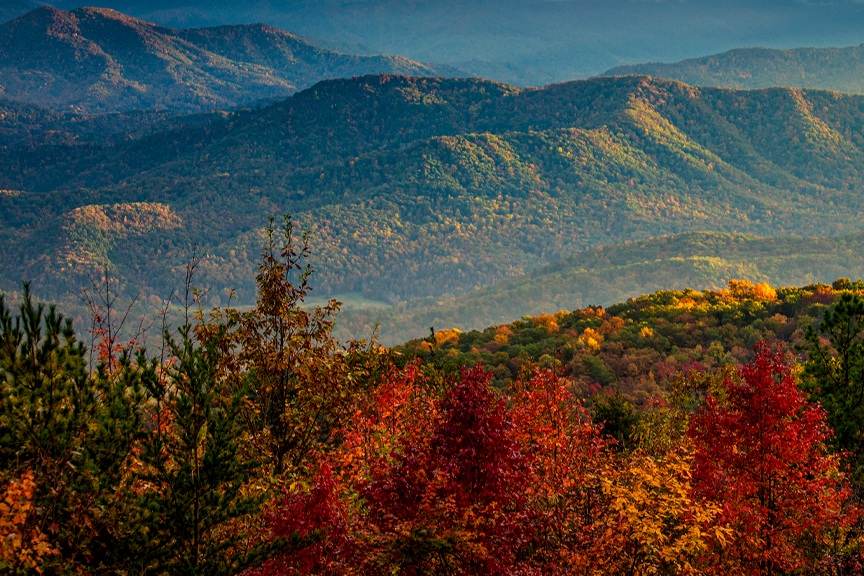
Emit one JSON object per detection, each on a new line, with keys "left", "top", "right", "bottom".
{"left": 601, "top": 402, "right": 729, "bottom": 576}
{"left": 199, "top": 215, "right": 382, "bottom": 480}
{"left": 507, "top": 367, "right": 614, "bottom": 574}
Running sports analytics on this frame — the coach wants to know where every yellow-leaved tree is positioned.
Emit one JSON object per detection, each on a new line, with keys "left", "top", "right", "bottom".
{"left": 601, "top": 404, "right": 731, "bottom": 575}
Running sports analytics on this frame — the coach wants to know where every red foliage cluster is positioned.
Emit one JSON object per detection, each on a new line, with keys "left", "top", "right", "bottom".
{"left": 253, "top": 345, "right": 860, "bottom": 576}
{"left": 689, "top": 342, "right": 854, "bottom": 574}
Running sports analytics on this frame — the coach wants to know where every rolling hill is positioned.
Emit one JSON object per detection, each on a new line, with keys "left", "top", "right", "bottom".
{"left": 604, "top": 44, "right": 864, "bottom": 94}
{"left": 4, "top": 74, "right": 864, "bottom": 333}
{"left": 0, "top": 6, "right": 451, "bottom": 113}
{"left": 335, "top": 230, "right": 864, "bottom": 345}
{"left": 392, "top": 272, "right": 848, "bottom": 405}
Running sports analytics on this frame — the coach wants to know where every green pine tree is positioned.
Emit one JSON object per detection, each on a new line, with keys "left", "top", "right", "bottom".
{"left": 801, "top": 291, "right": 864, "bottom": 478}
{"left": 129, "top": 324, "right": 277, "bottom": 576}
{"left": 0, "top": 283, "right": 147, "bottom": 573}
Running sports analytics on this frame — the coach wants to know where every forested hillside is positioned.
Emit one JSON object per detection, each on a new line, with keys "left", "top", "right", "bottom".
{"left": 0, "top": 6, "right": 448, "bottom": 112}
{"left": 395, "top": 276, "right": 848, "bottom": 406}
{"left": 605, "top": 44, "right": 864, "bottom": 94}
{"left": 4, "top": 74, "right": 864, "bottom": 320}
{"left": 0, "top": 97, "right": 232, "bottom": 147}
{"left": 335, "top": 230, "right": 864, "bottom": 344}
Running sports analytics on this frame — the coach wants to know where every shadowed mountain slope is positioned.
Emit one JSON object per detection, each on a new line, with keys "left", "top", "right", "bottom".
{"left": 0, "top": 97, "right": 231, "bottom": 147}
{"left": 0, "top": 6, "right": 450, "bottom": 112}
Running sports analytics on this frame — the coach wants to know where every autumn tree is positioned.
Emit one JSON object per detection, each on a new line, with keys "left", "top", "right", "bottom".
{"left": 0, "top": 283, "right": 147, "bottom": 573}
{"left": 356, "top": 364, "right": 533, "bottom": 574}
{"left": 688, "top": 342, "right": 851, "bottom": 575}
{"left": 259, "top": 363, "right": 539, "bottom": 575}
{"left": 507, "top": 367, "right": 614, "bottom": 574}
{"left": 199, "top": 215, "right": 379, "bottom": 479}
{"left": 602, "top": 403, "right": 729, "bottom": 576}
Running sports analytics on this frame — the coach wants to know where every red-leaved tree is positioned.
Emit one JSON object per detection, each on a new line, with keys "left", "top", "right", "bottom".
{"left": 256, "top": 363, "right": 539, "bottom": 575}
{"left": 355, "top": 364, "right": 534, "bottom": 575}
{"left": 508, "top": 367, "right": 614, "bottom": 574}
{"left": 688, "top": 342, "right": 853, "bottom": 575}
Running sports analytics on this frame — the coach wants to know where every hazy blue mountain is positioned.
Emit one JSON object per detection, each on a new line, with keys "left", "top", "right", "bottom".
{"left": 605, "top": 44, "right": 864, "bottom": 94}
{"left": 43, "top": 0, "right": 864, "bottom": 86}
{"left": 0, "top": 0, "right": 32, "bottom": 23}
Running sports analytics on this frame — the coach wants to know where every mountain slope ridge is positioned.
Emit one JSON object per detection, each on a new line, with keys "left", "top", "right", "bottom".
{"left": 3, "top": 75, "right": 864, "bottom": 318}
{"left": 604, "top": 44, "right": 864, "bottom": 94}
{"left": 0, "top": 6, "right": 452, "bottom": 112}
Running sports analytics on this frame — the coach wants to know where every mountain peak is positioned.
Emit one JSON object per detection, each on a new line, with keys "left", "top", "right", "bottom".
{"left": 0, "top": 6, "right": 452, "bottom": 113}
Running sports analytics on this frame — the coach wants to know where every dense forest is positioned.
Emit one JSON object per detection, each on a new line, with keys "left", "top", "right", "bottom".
{"left": 5, "top": 222, "right": 864, "bottom": 574}
{"left": 0, "top": 97, "right": 226, "bottom": 147}
{"left": 335, "top": 230, "right": 864, "bottom": 345}
{"left": 395, "top": 275, "right": 851, "bottom": 406}
{"left": 5, "top": 74, "right": 864, "bottom": 329}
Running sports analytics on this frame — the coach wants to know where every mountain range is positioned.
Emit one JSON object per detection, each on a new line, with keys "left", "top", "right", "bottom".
{"left": 4, "top": 73, "right": 864, "bottom": 341}
{"left": 606, "top": 44, "right": 864, "bottom": 94}
{"left": 0, "top": 6, "right": 451, "bottom": 113}
{"left": 28, "top": 0, "right": 864, "bottom": 87}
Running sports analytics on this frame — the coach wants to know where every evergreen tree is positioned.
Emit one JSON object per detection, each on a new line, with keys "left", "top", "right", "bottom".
{"left": 129, "top": 325, "right": 277, "bottom": 575}
{"left": 0, "top": 283, "right": 146, "bottom": 573}
{"left": 592, "top": 389, "right": 639, "bottom": 450}
{"left": 801, "top": 291, "right": 864, "bottom": 476}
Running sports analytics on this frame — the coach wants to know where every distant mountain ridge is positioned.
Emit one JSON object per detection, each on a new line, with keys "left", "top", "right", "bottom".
{"left": 0, "top": 0, "right": 33, "bottom": 23}
{"left": 0, "top": 6, "right": 453, "bottom": 112}
{"left": 7, "top": 73, "right": 864, "bottom": 347}
{"left": 334, "top": 230, "right": 864, "bottom": 344}
{"left": 40, "top": 0, "right": 864, "bottom": 88}
{"left": 604, "top": 44, "right": 864, "bottom": 94}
